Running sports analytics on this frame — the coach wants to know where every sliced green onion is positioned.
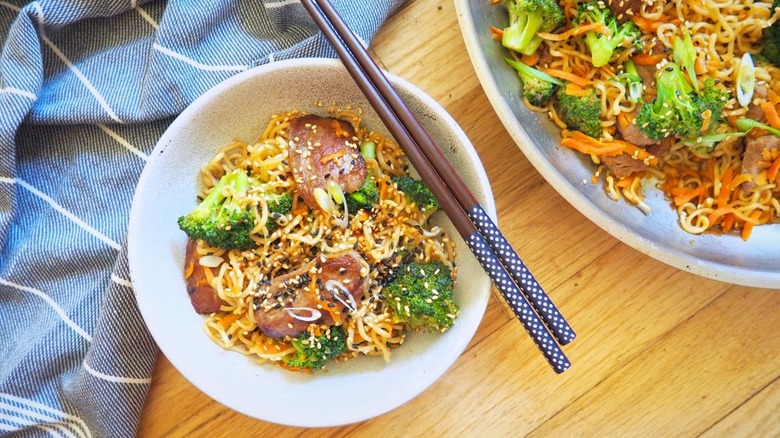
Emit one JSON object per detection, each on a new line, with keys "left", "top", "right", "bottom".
{"left": 504, "top": 57, "right": 563, "bottom": 85}
{"left": 679, "top": 132, "right": 747, "bottom": 154}
{"left": 735, "top": 118, "right": 780, "bottom": 137}
{"left": 673, "top": 28, "right": 698, "bottom": 92}
{"left": 736, "top": 52, "right": 755, "bottom": 108}
{"left": 359, "top": 141, "right": 376, "bottom": 159}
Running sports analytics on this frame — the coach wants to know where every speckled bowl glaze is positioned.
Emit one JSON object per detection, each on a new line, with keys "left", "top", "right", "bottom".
{"left": 127, "top": 58, "right": 495, "bottom": 427}
{"left": 455, "top": 0, "right": 779, "bottom": 289}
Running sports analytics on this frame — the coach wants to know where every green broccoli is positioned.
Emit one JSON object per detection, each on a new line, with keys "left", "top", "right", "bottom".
{"left": 761, "top": 0, "right": 780, "bottom": 67}
{"left": 345, "top": 141, "right": 380, "bottom": 213}
{"left": 554, "top": 83, "right": 602, "bottom": 138}
{"left": 505, "top": 57, "right": 562, "bottom": 106}
{"left": 391, "top": 175, "right": 439, "bottom": 212}
{"left": 636, "top": 63, "right": 728, "bottom": 140}
{"left": 384, "top": 261, "right": 459, "bottom": 332}
{"left": 574, "top": 1, "right": 642, "bottom": 67}
{"left": 264, "top": 192, "right": 293, "bottom": 232}
{"left": 177, "top": 169, "right": 255, "bottom": 251}
{"left": 284, "top": 326, "right": 348, "bottom": 370}
{"left": 346, "top": 171, "right": 379, "bottom": 213}
{"left": 502, "top": 0, "right": 565, "bottom": 56}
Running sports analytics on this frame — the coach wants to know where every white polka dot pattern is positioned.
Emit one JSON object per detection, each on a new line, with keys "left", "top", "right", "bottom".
{"left": 468, "top": 232, "right": 571, "bottom": 374}
{"left": 468, "top": 205, "right": 576, "bottom": 346}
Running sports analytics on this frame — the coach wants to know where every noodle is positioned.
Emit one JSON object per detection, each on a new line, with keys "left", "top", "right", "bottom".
{"left": 497, "top": 0, "right": 780, "bottom": 239}
{"left": 192, "top": 109, "right": 457, "bottom": 369}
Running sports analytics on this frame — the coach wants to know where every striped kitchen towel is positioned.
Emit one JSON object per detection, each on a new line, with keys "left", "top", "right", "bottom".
{"left": 0, "top": 0, "right": 404, "bottom": 436}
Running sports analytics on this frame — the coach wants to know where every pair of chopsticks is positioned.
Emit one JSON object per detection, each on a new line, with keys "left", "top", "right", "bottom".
{"left": 301, "top": 0, "right": 574, "bottom": 373}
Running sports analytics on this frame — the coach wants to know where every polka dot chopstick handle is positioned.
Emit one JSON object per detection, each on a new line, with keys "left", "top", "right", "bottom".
{"left": 467, "top": 205, "right": 576, "bottom": 346}
{"left": 468, "top": 232, "right": 571, "bottom": 374}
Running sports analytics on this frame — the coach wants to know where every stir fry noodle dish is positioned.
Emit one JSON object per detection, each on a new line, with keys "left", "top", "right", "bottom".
{"left": 177, "top": 109, "right": 459, "bottom": 372}
{"left": 492, "top": 0, "right": 780, "bottom": 239}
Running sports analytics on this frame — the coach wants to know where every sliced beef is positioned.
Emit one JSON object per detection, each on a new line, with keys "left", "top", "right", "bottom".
{"left": 184, "top": 239, "right": 224, "bottom": 314}
{"left": 608, "top": 0, "right": 643, "bottom": 22}
{"left": 618, "top": 108, "right": 657, "bottom": 146}
{"left": 741, "top": 135, "right": 780, "bottom": 191}
{"left": 253, "top": 250, "right": 369, "bottom": 339}
{"left": 634, "top": 64, "right": 656, "bottom": 93}
{"left": 603, "top": 153, "right": 649, "bottom": 178}
{"left": 745, "top": 83, "right": 768, "bottom": 122}
{"left": 647, "top": 136, "right": 674, "bottom": 158}
{"left": 288, "top": 115, "right": 368, "bottom": 210}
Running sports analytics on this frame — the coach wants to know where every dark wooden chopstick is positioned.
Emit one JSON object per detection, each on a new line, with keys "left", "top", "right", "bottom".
{"left": 308, "top": 0, "right": 575, "bottom": 348}
{"left": 301, "top": 0, "right": 572, "bottom": 373}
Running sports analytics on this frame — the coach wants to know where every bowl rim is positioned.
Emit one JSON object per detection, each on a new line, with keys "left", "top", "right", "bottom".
{"left": 453, "top": 0, "right": 780, "bottom": 289}
{"left": 127, "top": 57, "right": 497, "bottom": 426}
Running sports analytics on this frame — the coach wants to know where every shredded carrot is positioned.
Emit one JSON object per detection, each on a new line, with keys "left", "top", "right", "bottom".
{"left": 565, "top": 82, "right": 591, "bottom": 96}
{"left": 768, "top": 154, "right": 780, "bottom": 182}
{"left": 694, "top": 56, "right": 707, "bottom": 75}
{"left": 741, "top": 210, "right": 763, "bottom": 240}
{"left": 615, "top": 177, "right": 634, "bottom": 188}
{"left": 672, "top": 185, "right": 707, "bottom": 207}
{"left": 760, "top": 102, "right": 780, "bottom": 129}
{"left": 219, "top": 313, "right": 241, "bottom": 329}
{"left": 728, "top": 173, "right": 753, "bottom": 191}
{"left": 632, "top": 53, "right": 666, "bottom": 66}
{"left": 599, "top": 65, "right": 616, "bottom": 78}
{"left": 203, "top": 265, "right": 215, "bottom": 284}
{"left": 538, "top": 22, "right": 609, "bottom": 42}
{"left": 184, "top": 260, "right": 195, "bottom": 278}
{"left": 291, "top": 206, "right": 307, "bottom": 216}
{"left": 722, "top": 213, "right": 736, "bottom": 233}
{"left": 768, "top": 88, "right": 780, "bottom": 106}
{"left": 542, "top": 68, "right": 592, "bottom": 87}
{"left": 561, "top": 138, "right": 623, "bottom": 155}
{"left": 631, "top": 16, "right": 662, "bottom": 33}
{"left": 563, "top": 130, "right": 659, "bottom": 165}
{"left": 718, "top": 166, "right": 734, "bottom": 207}
{"left": 617, "top": 112, "right": 632, "bottom": 130}
{"left": 489, "top": 25, "right": 503, "bottom": 41}
{"left": 379, "top": 179, "right": 389, "bottom": 199}
{"left": 321, "top": 149, "right": 346, "bottom": 165}
{"left": 522, "top": 51, "right": 539, "bottom": 66}
{"left": 707, "top": 207, "right": 737, "bottom": 225}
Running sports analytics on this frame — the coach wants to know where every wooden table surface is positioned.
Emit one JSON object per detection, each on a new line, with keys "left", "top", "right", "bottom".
{"left": 137, "top": 0, "right": 780, "bottom": 436}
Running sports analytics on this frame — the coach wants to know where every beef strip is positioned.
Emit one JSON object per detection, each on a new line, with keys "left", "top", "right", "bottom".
{"left": 608, "top": 0, "right": 643, "bottom": 22}
{"left": 741, "top": 134, "right": 780, "bottom": 191}
{"left": 253, "top": 250, "right": 369, "bottom": 339}
{"left": 618, "top": 108, "right": 657, "bottom": 146}
{"left": 745, "top": 83, "right": 768, "bottom": 123}
{"left": 184, "top": 239, "right": 224, "bottom": 314}
{"left": 288, "top": 115, "right": 368, "bottom": 210}
{"left": 602, "top": 153, "right": 649, "bottom": 179}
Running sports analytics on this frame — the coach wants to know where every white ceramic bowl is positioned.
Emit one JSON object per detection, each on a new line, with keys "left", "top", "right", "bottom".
{"left": 127, "top": 58, "right": 495, "bottom": 427}
{"left": 454, "top": 1, "right": 780, "bottom": 289}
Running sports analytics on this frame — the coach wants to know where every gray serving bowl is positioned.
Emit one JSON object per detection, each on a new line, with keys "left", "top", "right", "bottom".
{"left": 455, "top": 0, "right": 779, "bottom": 289}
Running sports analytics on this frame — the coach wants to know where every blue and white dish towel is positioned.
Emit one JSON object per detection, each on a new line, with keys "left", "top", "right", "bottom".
{"left": 0, "top": 1, "right": 404, "bottom": 436}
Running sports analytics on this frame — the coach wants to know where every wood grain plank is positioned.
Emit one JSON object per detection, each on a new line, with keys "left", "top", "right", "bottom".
{"left": 700, "top": 375, "right": 780, "bottom": 437}
{"left": 529, "top": 288, "right": 780, "bottom": 437}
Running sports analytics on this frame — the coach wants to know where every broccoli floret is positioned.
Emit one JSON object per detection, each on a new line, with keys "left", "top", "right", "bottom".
{"left": 762, "top": 0, "right": 780, "bottom": 67}
{"left": 177, "top": 169, "right": 255, "bottom": 251}
{"left": 391, "top": 175, "right": 439, "bottom": 212}
{"left": 574, "top": 1, "right": 642, "bottom": 67}
{"left": 284, "top": 326, "right": 347, "bottom": 370}
{"left": 636, "top": 63, "right": 728, "bottom": 140}
{"left": 502, "top": 0, "right": 564, "bottom": 56}
{"left": 554, "top": 83, "right": 602, "bottom": 138}
{"left": 264, "top": 192, "right": 293, "bottom": 232}
{"left": 346, "top": 171, "right": 379, "bottom": 213}
{"left": 384, "top": 262, "right": 459, "bottom": 332}
{"left": 505, "top": 57, "right": 562, "bottom": 106}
